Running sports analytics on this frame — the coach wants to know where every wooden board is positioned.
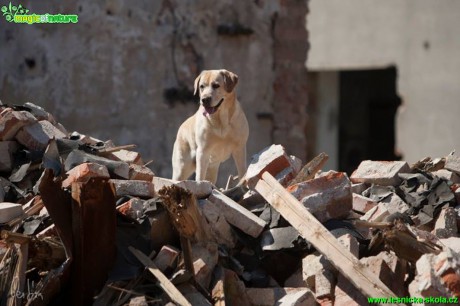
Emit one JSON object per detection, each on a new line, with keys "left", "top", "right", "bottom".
{"left": 255, "top": 171, "right": 403, "bottom": 305}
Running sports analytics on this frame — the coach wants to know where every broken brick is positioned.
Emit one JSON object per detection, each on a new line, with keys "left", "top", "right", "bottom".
{"left": 445, "top": 153, "right": 460, "bottom": 175}
{"left": 352, "top": 193, "right": 377, "bottom": 214}
{"left": 129, "top": 164, "right": 155, "bottom": 181}
{"left": 208, "top": 189, "right": 266, "bottom": 238}
{"left": 0, "top": 109, "right": 37, "bottom": 141}
{"left": 192, "top": 243, "right": 218, "bottom": 290}
{"left": 16, "top": 120, "right": 66, "bottom": 151}
{"left": 117, "top": 198, "right": 144, "bottom": 219}
{"left": 109, "top": 149, "right": 143, "bottom": 165}
{"left": 199, "top": 199, "right": 236, "bottom": 248}
{"left": 245, "top": 144, "right": 292, "bottom": 188}
{"left": 360, "top": 202, "right": 390, "bottom": 222}
{"left": 287, "top": 171, "right": 352, "bottom": 222}
{"left": 153, "top": 176, "right": 213, "bottom": 199}
{"left": 351, "top": 160, "right": 410, "bottom": 186}
{"left": 433, "top": 169, "right": 460, "bottom": 184}
{"left": 62, "top": 162, "right": 110, "bottom": 188}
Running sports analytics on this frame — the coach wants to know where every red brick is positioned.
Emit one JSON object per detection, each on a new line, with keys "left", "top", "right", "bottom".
{"left": 62, "top": 162, "right": 110, "bottom": 188}
{"left": 117, "top": 198, "right": 144, "bottom": 219}
{"left": 352, "top": 194, "right": 377, "bottom": 214}
{"left": 16, "top": 120, "right": 66, "bottom": 151}
{"left": 245, "top": 144, "right": 292, "bottom": 188}
{"left": 208, "top": 190, "right": 266, "bottom": 238}
{"left": 129, "top": 164, "right": 155, "bottom": 181}
{"left": 351, "top": 160, "right": 410, "bottom": 186}
{"left": 287, "top": 171, "right": 352, "bottom": 222}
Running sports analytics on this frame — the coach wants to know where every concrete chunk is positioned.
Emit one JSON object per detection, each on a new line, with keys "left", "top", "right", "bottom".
{"left": 110, "top": 179, "right": 155, "bottom": 198}
{"left": 245, "top": 144, "right": 292, "bottom": 188}
{"left": 287, "top": 171, "right": 352, "bottom": 222}
{"left": 0, "top": 109, "right": 37, "bottom": 141}
{"left": 351, "top": 160, "right": 410, "bottom": 186}
{"left": 0, "top": 202, "right": 24, "bottom": 223}
{"left": 208, "top": 189, "right": 266, "bottom": 238}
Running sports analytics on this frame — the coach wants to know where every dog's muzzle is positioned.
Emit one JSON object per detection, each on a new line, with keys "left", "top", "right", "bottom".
{"left": 202, "top": 98, "right": 224, "bottom": 116}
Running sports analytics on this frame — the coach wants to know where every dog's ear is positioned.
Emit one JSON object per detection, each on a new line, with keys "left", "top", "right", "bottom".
{"left": 221, "top": 70, "right": 238, "bottom": 93}
{"left": 194, "top": 72, "right": 203, "bottom": 96}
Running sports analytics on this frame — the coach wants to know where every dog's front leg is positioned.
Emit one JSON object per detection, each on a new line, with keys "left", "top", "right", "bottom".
{"left": 195, "top": 147, "right": 209, "bottom": 181}
{"left": 232, "top": 146, "right": 247, "bottom": 180}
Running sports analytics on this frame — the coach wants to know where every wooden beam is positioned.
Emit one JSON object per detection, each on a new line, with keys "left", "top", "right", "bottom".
{"left": 254, "top": 171, "right": 403, "bottom": 305}
{"left": 129, "top": 247, "right": 192, "bottom": 306}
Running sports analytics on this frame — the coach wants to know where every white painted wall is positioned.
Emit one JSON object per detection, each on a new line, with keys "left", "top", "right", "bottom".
{"left": 307, "top": 0, "right": 460, "bottom": 162}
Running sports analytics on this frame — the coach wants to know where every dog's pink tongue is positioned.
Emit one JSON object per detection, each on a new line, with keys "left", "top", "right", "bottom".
{"left": 203, "top": 106, "right": 216, "bottom": 116}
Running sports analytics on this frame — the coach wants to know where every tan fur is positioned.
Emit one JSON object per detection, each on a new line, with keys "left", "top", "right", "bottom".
{"left": 172, "top": 69, "right": 249, "bottom": 184}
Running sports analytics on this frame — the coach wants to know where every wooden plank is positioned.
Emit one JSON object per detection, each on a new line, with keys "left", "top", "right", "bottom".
{"left": 129, "top": 246, "right": 192, "bottom": 306}
{"left": 288, "top": 152, "right": 329, "bottom": 186}
{"left": 254, "top": 172, "right": 403, "bottom": 305}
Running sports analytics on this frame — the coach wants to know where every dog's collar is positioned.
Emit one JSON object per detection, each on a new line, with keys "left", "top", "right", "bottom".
{"left": 202, "top": 98, "right": 224, "bottom": 116}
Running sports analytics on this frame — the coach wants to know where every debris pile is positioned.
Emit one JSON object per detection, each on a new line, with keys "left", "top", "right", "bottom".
{"left": 0, "top": 102, "right": 459, "bottom": 306}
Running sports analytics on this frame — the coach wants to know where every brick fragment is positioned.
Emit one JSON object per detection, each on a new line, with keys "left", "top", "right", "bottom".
{"left": 287, "top": 171, "right": 352, "bottom": 222}
{"left": 360, "top": 203, "right": 390, "bottom": 222}
{"left": 337, "top": 234, "right": 359, "bottom": 258}
{"left": 16, "top": 120, "right": 66, "bottom": 151}
{"left": 0, "top": 109, "right": 37, "bottom": 141}
{"left": 117, "top": 198, "right": 144, "bottom": 219}
{"left": 245, "top": 144, "right": 292, "bottom": 188}
{"left": 380, "top": 192, "right": 410, "bottom": 214}
{"left": 153, "top": 245, "right": 180, "bottom": 272}
{"left": 110, "top": 179, "right": 155, "bottom": 198}
{"left": 409, "top": 249, "right": 460, "bottom": 298}
{"left": 109, "top": 149, "right": 143, "bottom": 165}
{"left": 351, "top": 160, "right": 410, "bottom": 186}
{"left": 445, "top": 153, "right": 460, "bottom": 175}
{"left": 208, "top": 190, "right": 266, "bottom": 238}
{"left": 62, "top": 162, "right": 110, "bottom": 188}
{"left": 0, "top": 202, "right": 24, "bottom": 223}
{"left": 129, "top": 164, "right": 155, "bottom": 181}
{"left": 352, "top": 194, "right": 377, "bottom": 214}
{"left": 433, "top": 169, "right": 460, "bottom": 184}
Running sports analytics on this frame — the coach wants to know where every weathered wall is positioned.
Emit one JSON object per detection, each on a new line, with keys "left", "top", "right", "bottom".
{"left": 307, "top": 0, "right": 460, "bottom": 162}
{"left": 0, "top": 0, "right": 309, "bottom": 185}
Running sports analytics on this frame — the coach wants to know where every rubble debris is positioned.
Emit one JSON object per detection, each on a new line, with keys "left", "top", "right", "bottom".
{"left": 1, "top": 103, "right": 460, "bottom": 305}
{"left": 351, "top": 160, "right": 410, "bottom": 186}
{"left": 0, "top": 202, "right": 23, "bottom": 223}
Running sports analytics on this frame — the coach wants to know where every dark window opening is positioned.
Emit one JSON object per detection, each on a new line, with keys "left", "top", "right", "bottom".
{"left": 339, "top": 67, "right": 401, "bottom": 175}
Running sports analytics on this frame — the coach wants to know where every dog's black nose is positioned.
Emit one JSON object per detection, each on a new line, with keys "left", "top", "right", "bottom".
{"left": 201, "top": 97, "right": 212, "bottom": 106}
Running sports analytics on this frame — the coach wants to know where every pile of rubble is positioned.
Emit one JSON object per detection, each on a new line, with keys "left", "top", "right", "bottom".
{"left": 0, "top": 102, "right": 459, "bottom": 306}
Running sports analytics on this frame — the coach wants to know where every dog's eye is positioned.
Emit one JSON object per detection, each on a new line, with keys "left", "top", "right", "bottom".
{"left": 212, "top": 83, "right": 220, "bottom": 89}
{"left": 199, "top": 84, "right": 204, "bottom": 90}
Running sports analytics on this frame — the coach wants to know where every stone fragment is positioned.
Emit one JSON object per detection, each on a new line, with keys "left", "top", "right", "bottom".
{"left": 62, "top": 162, "right": 110, "bottom": 188}
{"left": 110, "top": 179, "right": 155, "bottom": 198}
{"left": 0, "top": 109, "right": 37, "bottom": 141}
{"left": 352, "top": 193, "right": 377, "bottom": 214}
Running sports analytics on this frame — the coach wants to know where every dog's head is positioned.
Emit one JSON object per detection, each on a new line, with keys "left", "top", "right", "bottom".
{"left": 194, "top": 69, "right": 238, "bottom": 116}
